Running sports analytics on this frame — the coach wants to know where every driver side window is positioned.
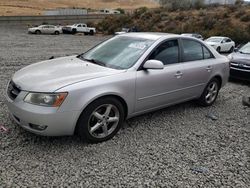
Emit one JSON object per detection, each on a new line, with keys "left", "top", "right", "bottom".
{"left": 148, "top": 40, "right": 179, "bottom": 65}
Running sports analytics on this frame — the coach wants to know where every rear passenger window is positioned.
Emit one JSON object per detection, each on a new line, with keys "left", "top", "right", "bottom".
{"left": 149, "top": 40, "right": 179, "bottom": 65}
{"left": 182, "top": 39, "right": 214, "bottom": 61}
{"left": 182, "top": 39, "right": 203, "bottom": 62}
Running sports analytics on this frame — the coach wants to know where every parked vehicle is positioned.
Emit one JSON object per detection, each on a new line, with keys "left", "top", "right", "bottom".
{"left": 115, "top": 28, "right": 130, "bottom": 35}
{"left": 115, "top": 27, "right": 139, "bottom": 35}
{"left": 28, "top": 25, "right": 62, "bottom": 35}
{"left": 5, "top": 33, "right": 229, "bottom": 143}
{"left": 205, "top": 36, "right": 235, "bottom": 53}
{"left": 62, "top": 23, "right": 96, "bottom": 35}
{"left": 100, "top": 9, "right": 120, "bottom": 14}
{"left": 228, "top": 42, "right": 250, "bottom": 81}
{"left": 181, "top": 33, "right": 204, "bottom": 40}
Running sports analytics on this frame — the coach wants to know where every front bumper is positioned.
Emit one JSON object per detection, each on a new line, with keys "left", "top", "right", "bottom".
{"left": 5, "top": 91, "right": 80, "bottom": 136}
{"left": 230, "top": 68, "right": 250, "bottom": 81}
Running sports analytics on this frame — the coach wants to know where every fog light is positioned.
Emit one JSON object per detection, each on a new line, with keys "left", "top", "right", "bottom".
{"left": 29, "top": 123, "right": 48, "bottom": 131}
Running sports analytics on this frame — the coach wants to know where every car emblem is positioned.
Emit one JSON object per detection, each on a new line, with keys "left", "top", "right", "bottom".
{"left": 238, "top": 64, "right": 244, "bottom": 68}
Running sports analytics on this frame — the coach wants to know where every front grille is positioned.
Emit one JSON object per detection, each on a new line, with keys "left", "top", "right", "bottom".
{"left": 7, "top": 81, "right": 21, "bottom": 100}
{"left": 230, "top": 62, "right": 250, "bottom": 71}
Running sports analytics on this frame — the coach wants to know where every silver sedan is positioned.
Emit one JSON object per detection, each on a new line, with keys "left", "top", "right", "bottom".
{"left": 5, "top": 33, "right": 229, "bottom": 142}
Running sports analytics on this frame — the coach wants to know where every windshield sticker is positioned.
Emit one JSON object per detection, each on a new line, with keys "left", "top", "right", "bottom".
{"left": 128, "top": 42, "right": 147, "bottom": 50}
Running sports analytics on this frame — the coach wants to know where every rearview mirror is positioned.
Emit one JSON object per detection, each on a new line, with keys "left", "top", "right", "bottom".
{"left": 143, "top": 60, "right": 164, "bottom": 70}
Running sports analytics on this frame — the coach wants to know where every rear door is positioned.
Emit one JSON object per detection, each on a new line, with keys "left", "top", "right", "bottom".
{"left": 178, "top": 38, "right": 215, "bottom": 99}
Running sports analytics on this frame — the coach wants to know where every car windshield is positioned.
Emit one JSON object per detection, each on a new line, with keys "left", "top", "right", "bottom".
{"left": 80, "top": 36, "right": 154, "bottom": 69}
{"left": 206, "top": 37, "right": 223, "bottom": 42}
{"left": 239, "top": 43, "right": 250, "bottom": 54}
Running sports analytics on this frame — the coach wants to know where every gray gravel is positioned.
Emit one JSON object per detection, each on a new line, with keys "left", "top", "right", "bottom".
{"left": 0, "top": 26, "right": 250, "bottom": 187}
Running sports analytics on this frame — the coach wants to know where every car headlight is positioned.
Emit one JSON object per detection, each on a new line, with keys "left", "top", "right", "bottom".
{"left": 24, "top": 92, "right": 68, "bottom": 107}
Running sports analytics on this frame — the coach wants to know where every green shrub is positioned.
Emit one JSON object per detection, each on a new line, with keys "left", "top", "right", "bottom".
{"left": 240, "top": 14, "right": 250, "bottom": 22}
{"left": 235, "top": 9, "right": 246, "bottom": 18}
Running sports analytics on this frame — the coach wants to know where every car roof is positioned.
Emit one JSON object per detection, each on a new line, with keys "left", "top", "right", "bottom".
{"left": 120, "top": 32, "right": 180, "bottom": 41}
{"left": 209, "top": 36, "right": 226, "bottom": 39}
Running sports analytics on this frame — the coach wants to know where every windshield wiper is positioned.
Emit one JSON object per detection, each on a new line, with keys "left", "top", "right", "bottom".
{"left": 77, "top": 55, "right": 106, "bottom": 67}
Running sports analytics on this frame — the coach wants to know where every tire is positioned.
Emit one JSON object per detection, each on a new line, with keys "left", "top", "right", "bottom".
{"left": 89, "top": 30, "right": 94, "bottom": 35}
{"left": 72, "top": 29, "right": 77, "bottom": 34}
{"left": 35, "top": 30, "right": 41, "bottom": 34}
{"left": 54, "top": 31, "right": 60, "bottom": 35}
{"left": 198, "top": 78, "right": 220, "bottom": 106}
{"left": 216, "top": 46, "right": 221, "bottom": 53}
{"left": 76, "top": 97, "right": 125, "bottom": 143}
{"left": 229, "top": 46, "right": 234, "bottom": 53}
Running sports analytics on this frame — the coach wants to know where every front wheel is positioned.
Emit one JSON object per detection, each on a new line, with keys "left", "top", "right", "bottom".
{"left": 229, "top": 46, "right": 234, "bottom": 53}
{"left": 72, "top": 29, "right": 77, "bottom": 34}
{"left": 216, "top": 46, "right": 221, "bottom": 53}
{"left": 35, "top": 30, "right": 41, "bottom": 34}
{"left": 198, "top": 78, "right": 220, "bottom": 106}
{"left": 54, "top": 31, "right": 60, "bottom": 35}
{"left": 89, "top": 30, "right": 94, "bottom": 35}
{"left": 76, "top": 97, "right": 125, "bottom": 143}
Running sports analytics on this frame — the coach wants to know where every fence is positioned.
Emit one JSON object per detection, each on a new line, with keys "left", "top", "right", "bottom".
{"left": 0, "top": 14, "right": 107, "bottom": 25}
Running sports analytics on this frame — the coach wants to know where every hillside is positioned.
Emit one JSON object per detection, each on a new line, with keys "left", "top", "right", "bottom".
{"left": 0, "top": 0, "right": 159, "bottom": 16}
{"left": 97, "top": 5, "right": 250, "bottom": 44}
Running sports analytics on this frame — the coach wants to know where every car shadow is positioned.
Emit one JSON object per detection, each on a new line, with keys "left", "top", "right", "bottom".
{"left": 229, "top": 78, "right": 250, "bottom": 86}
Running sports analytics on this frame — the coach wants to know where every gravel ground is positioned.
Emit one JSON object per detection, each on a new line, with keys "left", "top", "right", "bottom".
{"left": 0, "top": 26, "right": 250, "bottom": 187}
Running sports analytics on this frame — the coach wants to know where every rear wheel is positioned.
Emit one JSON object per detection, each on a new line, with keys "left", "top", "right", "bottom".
{"left": 89, "top": 30, "right": 94, "bottom": 35}
{"left": 198, "top": 78, "right": 220, "bottom": 106}
{"left": 76, "top": 97, "right": 125, "bottom": 143}
{"left": 35, "top": 30, "right": 41, "bottom": 34}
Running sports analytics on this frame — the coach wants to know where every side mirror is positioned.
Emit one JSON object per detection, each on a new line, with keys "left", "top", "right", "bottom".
{"left": 234, "top": 48, "right": 238, "bottom": 52}
{"left": 143, "top": 60, "right": 164, "bottom": 70}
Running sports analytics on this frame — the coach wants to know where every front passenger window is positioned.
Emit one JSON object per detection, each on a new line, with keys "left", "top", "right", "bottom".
{"left": 148, "top": 40, "right": 179, "bottom": 65}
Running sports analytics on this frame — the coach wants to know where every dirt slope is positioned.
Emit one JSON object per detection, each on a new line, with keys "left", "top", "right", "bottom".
{"left": 0, "top": 0, "right": 159, "bottom": 16}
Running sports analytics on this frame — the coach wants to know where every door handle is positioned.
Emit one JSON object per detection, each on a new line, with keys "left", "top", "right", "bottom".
{"left": 175, "top": 71, "right": 183, "bottom": 78}
{"left": 206, "top": 66, "right": 213, "bottom": 72}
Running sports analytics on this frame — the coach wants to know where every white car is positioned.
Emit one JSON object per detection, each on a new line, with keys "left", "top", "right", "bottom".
{"left": 115, "top": 28, "right": 130, "bottom": 35}
{"left": 28, "top": 25, "right": 62, "bottom": 35}
{"left": 205, "top": 36, "right": 235, "bottom": 53}
{"left": 62, "top": 23, "right": 96, "bottom": 35}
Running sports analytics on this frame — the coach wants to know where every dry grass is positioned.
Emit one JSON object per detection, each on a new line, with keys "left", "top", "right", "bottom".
{"left": 0, "top": 0, "right": 159, "bottom": 16}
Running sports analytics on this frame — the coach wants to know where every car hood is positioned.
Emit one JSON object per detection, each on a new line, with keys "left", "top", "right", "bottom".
{"left": 29, "top": 27, "right": 38, "bottom": 30}
{"left": 231, "top": 52, "right": 250, "bottom": 65}
{"left": 12, "top": 56, "right": 126, "bottom": 92}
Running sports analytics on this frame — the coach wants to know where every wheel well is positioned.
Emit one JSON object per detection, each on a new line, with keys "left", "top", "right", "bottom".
{"left": 97, "top": 95, "right": 128, "bottom": 119}
{"left": 74, "top": 95, "right": 128, "bottom": 135}
{"left": 213, "top": 75, "right": 222, "bottom": 88}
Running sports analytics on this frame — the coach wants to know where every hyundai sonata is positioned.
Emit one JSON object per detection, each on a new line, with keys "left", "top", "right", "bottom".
{"left": 5, "top": 33, "right": 229, "bottom": 142}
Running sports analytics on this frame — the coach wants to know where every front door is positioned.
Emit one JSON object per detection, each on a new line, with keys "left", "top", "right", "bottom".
{"left": 135, "top": 39, "right": 184, "bottom": 112}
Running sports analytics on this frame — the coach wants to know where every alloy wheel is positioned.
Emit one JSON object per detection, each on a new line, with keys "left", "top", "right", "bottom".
{"left": 205, "top": 81, "right": 218, "bottom": 104}
{"left": 88, "top": 104, "right": 120, "bottom": 139}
